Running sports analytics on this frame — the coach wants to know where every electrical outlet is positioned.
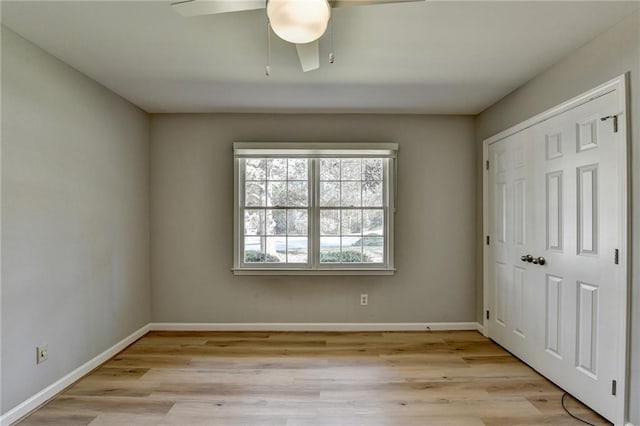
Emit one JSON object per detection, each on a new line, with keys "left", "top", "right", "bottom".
{"left": 360, "top": 294, "right": 368, "bottom": 306}
{"left": 36, "top": 344, "right": 48, "bottom": 364}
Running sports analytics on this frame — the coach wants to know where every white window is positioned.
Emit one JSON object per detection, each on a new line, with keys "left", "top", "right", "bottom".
{"left": 233, "top": 143, "right": 397, "bottom": 275}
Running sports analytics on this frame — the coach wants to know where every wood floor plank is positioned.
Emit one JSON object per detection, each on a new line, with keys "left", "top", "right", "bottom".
{"left": 17, "top": 331, "right": 611, "bottom": 425}
{"left": 38, "top": 395, "right": 175, "bottom": 416}
{"left": 88, "top": 367, "right": 150, "bottom": 379}
{"left": 165, "top": 397, "right": 541, "bottom": 417}
{"left": 286, "top": 416, "right": 485, "bottom": 426}
{"left": 108, "top": 354, "right": 193, "bottom": 369}
{"left": 17, "top": 411, "right": 96, "bottom": 426}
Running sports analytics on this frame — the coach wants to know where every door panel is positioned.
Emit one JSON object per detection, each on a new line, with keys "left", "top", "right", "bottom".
{"left": 496, "top": 181, "right": 507, "bottom": 243}
{"left": 576, "top": 281, "right": 598, "bottom": 377}
{"left": 545, "top": 274, "right": 563, "bottom": 359}
{"left": 513, "top": 266, "right": 526, "bottom": 337}
{"left": 577, "top": 164, "right": 598, "bottom": 255}
{"left": 514, "top": 179, "right": 526, "bottom": 246}
{"left": 545, "top": 171, "right": 563, "bottom": 251}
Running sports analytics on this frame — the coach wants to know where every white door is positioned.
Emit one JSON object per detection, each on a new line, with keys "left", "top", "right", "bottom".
{"left": 486, "top": 88, "right": 626, "bottom": 423}
{"left": 529, "top": 90, "right": 623, "bottom": 421}
{"left": 487, "top": 128, "right": 535, "bottom": 362}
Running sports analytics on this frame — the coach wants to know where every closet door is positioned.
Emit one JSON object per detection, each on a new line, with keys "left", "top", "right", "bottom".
{"left": 487, "top": 129, "right": 536, "bottom": 361}
{"left": 528, "top": 90, "right": 623, "bottom": 422}
{"left": 487, "top": 87, "right": 625, "bottom": 423}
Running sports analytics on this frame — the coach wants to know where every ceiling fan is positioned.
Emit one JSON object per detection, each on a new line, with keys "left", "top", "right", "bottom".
{"left": 171, "top": 0, "right": 423, "bottom": 73}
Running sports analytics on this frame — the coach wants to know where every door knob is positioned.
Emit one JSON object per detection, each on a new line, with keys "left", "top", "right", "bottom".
{"left": 526, "top": 255, "right": 533, "bottom": 263}
{"left": 537, "top": 257, "right": 546, "bottom": 266}
{"left": 532, "top": 258, "right": 539, "bottom": 264}
{"left": 521, "top": 255, "right": 527, "bottom": 262}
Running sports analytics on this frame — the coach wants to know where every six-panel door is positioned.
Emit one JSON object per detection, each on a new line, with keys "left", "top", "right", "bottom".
{"left": 487, "top": 90, "right": 622, "bottom": 422}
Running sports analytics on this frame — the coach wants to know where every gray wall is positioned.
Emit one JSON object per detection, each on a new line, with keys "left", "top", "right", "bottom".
{"left": 475, "top": 11, "right": 640, "bottom": 424}
{"left": 1, "top": 27, "right": 150, "bottom": 414}
{"left": 4, "top": 5, "right": 637, "bottom": 422}
{"left": 150, "top": 114, "right": 476, "bottom": 324}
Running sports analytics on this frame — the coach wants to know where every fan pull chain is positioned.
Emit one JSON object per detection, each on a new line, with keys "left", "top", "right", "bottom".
{"left": 266, "top": 20, "right": 272, "bottom": 76}
{"left": 329, "top": 18, "right": 335, "bottom": 64}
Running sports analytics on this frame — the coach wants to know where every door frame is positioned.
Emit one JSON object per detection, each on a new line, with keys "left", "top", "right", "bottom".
{"left": 481, "top": 74, "right": 630, "bottom": 424}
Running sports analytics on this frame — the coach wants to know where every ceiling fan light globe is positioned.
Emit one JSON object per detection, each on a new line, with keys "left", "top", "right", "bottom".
{"left": 267, "top": 0, "right": 331, "bottom": 44}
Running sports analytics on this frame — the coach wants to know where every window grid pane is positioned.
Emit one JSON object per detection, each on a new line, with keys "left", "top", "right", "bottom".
{"left": 318, "top": 158, "right": 385, "bottom": 264}
{"left": 318, "top": 208, "right": 384, "bottom": 264}
{"left": 241, "top": 156, "right": 389, "bottom": 268}
{"left": 243, "top": 157, "right": 309, "bottom": 264}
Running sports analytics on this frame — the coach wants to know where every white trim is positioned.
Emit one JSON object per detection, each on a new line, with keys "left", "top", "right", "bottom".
{"left": 0, "top": 324, "right": 150, "bottom": 426}
{"left": 482, "top": 76, "right": 623, "bottom": 146}
{"left": 232, "top": 268, "right": 396, "bottom": 276}
{"left": 234, "top": 154, "right": 396, "bottom": 273}
{"left": 625, "top": 423, "right": 636, "bottom": 426}
{"left": 476, "top": 322, "right": 486, "bottom": 336}
{"left": 150, "top": 322, "right": 482, "bottom": 332}
{"left": 482, "top": 138, "right": 490, "bottom": 338}
{"left": 233, "top": 142, "right": 398, "bottom": 157}
{"left": 617, "top": 73, "right": 630, "bottom": 426}
{"left": 482, "top": 73, "right": 629, "bottom": 426}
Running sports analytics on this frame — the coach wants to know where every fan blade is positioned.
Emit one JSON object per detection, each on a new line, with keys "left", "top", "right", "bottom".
{"left": 295, "top": 41, "right": 320, "bottom": 72}
{"left": 332, "top": 0, "right": 423, "bottom": 8}
{"left": 171, "top": 0, "right": 266, "bottom": 17}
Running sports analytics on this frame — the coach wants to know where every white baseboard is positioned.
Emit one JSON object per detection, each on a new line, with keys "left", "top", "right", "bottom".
{"left": 150, "top": 322, "right": 483, "bottom": 332}
{"left": 0, "top": 324, "right": 150, "bottom": 426}
{"left": 476, "top": 322, "right": 486, "bottom": 336}
{"left": 625, "top": 423, "right": 636, "bottom": 426}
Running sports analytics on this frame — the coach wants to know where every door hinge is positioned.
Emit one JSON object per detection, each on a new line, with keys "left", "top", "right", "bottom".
{"left": 486, "top": 160, "right": 490, "bottom": 171}
{"left": 486, "top": 235, "right": 490, "bottom": 245}
{"left": 612, "top": 379, "right": 617, "bottom": 396}
{"left": 601, "top": 115, "right": 619, "bottom": 133}
{"left": 486, "top": 310, "right": 490, "bottom": 320}
{"left": 614, "top": 248, "right": 619, "bottom": 265}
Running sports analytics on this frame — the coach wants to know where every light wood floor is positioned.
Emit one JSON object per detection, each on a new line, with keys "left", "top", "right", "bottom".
{"left": 18, "top": 331, "right": 610, "bottom": 425}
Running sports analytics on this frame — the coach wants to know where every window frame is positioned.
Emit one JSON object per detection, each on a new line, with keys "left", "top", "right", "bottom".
{"left": 233, "top": 143, "right": 397, "bottom": 275}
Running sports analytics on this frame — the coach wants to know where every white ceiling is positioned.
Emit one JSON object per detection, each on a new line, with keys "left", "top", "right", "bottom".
{"left": 1, "top": 1, "right": 638, "bottom": 114}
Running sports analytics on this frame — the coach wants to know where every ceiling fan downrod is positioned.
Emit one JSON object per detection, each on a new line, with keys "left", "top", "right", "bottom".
{"left": 329, "top": 17, "right": 334, "bottom": 64}
{"left": 265, "top": 19, "right": 272, "bottom": 76}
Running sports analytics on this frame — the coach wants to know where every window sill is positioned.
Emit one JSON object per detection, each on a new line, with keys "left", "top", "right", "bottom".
{"left": 232, "top": 268, "right": 396, "bottom": 276}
